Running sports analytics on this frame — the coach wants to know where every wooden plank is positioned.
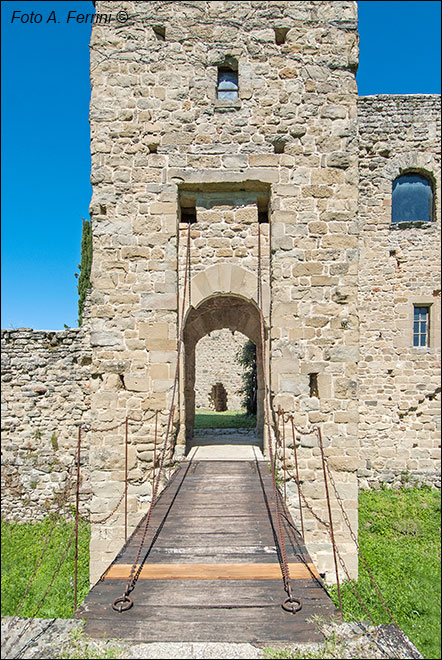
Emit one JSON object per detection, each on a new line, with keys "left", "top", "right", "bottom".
{"left": 81, "top": 605, "right": 333, "bottom": 644}
{"left": 76, "top": 579, "right": 336, "bottom": 621}
{"left": 116, "top": 548, "right": 283, "bottom": 564}
{"left": 103, "top": 562, "right": 321, "bottom": 581}
{"left": 78, "top": 578, "right": 333, "bottom": 611}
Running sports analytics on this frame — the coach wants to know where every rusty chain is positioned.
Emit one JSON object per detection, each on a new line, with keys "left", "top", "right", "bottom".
{"left": 323, "top": 458, "right": 416, "bottom": 656}
{"left": 276, "top": 409, "right": 417, "bottom": 655}
{"left": 258, "top": 225, "right": 301, "bottom": 615}
{"left": 113, "top": 223, "right": 193, "bottom": 613}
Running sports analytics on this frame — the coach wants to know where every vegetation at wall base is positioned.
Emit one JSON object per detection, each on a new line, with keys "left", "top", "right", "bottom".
{"left": 327, "top": 486, "right": 440, "bottom": 660}
{"left": 194, "top": 409, "right": 257, "bottom": 429}
{"left": 77, "top": 217, "right": 92, "bottom": 327}
{"left": 1, "top": 515, "right": 90, "bottom": 619}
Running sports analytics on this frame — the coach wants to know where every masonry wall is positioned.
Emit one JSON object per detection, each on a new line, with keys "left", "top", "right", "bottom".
{"left": 88, "top": 0, "right": 361, "bottom": 583}
{"left": 1, "top": 328, "right": 91, "bottom": 521}
{"left": 195, "top": 330, "right": 247, "bottom": 411}
{"left": 358, "top": 95, "right": 441, "bottom": 489}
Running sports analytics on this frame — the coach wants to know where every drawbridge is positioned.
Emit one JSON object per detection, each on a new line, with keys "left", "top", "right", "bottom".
{"left": 75, "top": 442, "right": 337, "bottom": 645}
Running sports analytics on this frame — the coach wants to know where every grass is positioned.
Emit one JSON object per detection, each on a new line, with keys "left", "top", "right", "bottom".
{"left": 326, "top": 486, "right": 441, "bottom": 660}
{"left": 194, "top": 408, "right": 257, "bottom": 429}
{"left": 57, "top": 625, "right": 125, "bottom": 659}
{"left": 1, "top": 515, "right": 90, "bottom": 619}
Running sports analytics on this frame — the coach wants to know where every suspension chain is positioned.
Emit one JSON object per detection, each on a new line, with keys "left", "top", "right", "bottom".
{"left": 257, "top": 224, "right": 301, "bottom": 615}
{"left": 113, "top": 223, "right": 193, "bottom": 613}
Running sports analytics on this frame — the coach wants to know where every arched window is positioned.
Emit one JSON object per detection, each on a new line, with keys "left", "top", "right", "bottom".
{"left": 392, "top": 173, "right": 434, "bottom": 224}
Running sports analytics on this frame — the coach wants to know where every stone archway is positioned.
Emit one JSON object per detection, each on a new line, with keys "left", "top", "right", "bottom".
{"left": 183, "top": 294, "right": 266, "bottom": 454}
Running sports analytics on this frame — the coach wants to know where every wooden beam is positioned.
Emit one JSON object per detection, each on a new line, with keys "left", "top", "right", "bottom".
{"left": 103, "top": 562, "right": 321, "bottom": 581}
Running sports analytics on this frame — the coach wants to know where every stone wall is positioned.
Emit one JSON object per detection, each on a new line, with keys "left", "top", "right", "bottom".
{"left": 195, "top": 330, "right": 248, "bottom": 411}
{"left": 358, "top": 95, "right": 441, "bottom": 489}
{"left": 1, "top": 328, "right": 92, "bottom": 521}
{"left": 88, "top": 0, "right": 361, "bottom": 583}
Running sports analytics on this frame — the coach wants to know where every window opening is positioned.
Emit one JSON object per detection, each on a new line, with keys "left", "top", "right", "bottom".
{"left": 413, "top": 306, "right": 430, "bottom": 347}
{"left": 309, "top": 373, "right": 319, "bottom": 398}
{"left": 148, "top": 144, "right": 159, "bottom": 154}
{"left": 273, "top": 140, "right": 286, "bottom": 154}
{"left": 181, "top": 199, "right": 197, "bottom": 224}
{"left": 152, "top": 25, "right": 166, "bottom": 41}
{"left": 274, "top": 28, "right": 290, "bottom": 45}
{"left": 257, "top": 198, "right": 270, "bottom": 224}
{"left": 392, "top": 173, "right": 434, "bottom": 224}
{"left": 217, "top": 67, "right": 239, "bottom": 100}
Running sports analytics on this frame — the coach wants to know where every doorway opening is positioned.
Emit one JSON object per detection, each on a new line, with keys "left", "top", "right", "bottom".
{"left": 183, "top": 295, "right": 266, "bottom": 455}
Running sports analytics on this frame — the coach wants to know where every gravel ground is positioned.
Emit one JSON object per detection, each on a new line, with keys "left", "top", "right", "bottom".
{"left": 1, "top": 617, "right": 423, "bottom": 660}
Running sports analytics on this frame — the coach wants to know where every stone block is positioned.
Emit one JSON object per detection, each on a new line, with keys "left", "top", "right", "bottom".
{"left": 321, "top": 235, "right": 358, "bottom": 249}
{"left": 142, "top": 393, "right": 166, "bottom": 410}
{"left": 90, "top": 331, "right": 122, "bottom": 348}
{"left": 326, "top": 346, "right": 359, "bottom": 363}
{"left": 141, "top": 293, "right": 177, "bottom": 311}
{"left": 327, "top": 456, "right": 359, "bottom": 472}
{"left": 124, "top": 375, "right": 150, "bottom": 392}
{"left": 150, "top": 364, "right": 170, "bottom": 379}
{"left": 292, "top": 262, "right": 323, "bottom": 276}
{"left": 334, "top": 411, "right": 359, "bottom": 424}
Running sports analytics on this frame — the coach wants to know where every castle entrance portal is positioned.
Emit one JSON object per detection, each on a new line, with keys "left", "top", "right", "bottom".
{"left": 183, "top": 294, "right": 265, "bottom": 455}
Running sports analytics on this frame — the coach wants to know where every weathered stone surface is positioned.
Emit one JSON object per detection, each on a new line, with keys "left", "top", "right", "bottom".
{"left": 358, "top": 95, "right": 441, "bottom": 490}
{"left": 1, "top": 328, "right": 91, "bottom": 521}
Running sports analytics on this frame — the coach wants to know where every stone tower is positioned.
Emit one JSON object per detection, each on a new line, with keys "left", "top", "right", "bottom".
{"left": 88, "top": 0, "right": 361, "bottom": 584}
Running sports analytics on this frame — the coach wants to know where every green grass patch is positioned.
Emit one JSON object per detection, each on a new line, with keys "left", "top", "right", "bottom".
{"left": 1, "top": 515, "right": 90, "bottom": 619}
{"left": 328, "top": 487, "right": 441, "bottom": 660}
{"left": 194, "top": 409, "right": 257, "bottom": 429}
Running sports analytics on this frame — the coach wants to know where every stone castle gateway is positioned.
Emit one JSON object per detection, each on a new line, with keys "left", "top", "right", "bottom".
{"left": 1, "top": 1, "right": 440, "bottom": 587}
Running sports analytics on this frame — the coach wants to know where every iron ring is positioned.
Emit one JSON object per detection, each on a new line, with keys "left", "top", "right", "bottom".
{"left": 112, "top": 595, "right": 133, "bottom": 613}
{"left": 282, "top": 596, "right": 302, "bottom": 614}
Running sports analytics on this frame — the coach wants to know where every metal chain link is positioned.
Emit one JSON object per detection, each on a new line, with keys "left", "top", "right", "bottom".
{"left": 324, "top": 458, "right": 417, "bottom": 656}
{"left": 258, "top": 226, "right": 301, "bottom": 615}
{"left": 113, "top": 223, "right": 192, "bottom": 613}
{"left": 277, "top": 409, "right": 418, "bottom": 656}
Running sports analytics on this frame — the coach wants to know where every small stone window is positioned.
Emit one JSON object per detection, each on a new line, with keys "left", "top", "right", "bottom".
{"left": 274, "top": 28, "right": 289, "bottom": 45}
{"left": 152, "top": 25, "right": 166, "bottom": 41}
{"left": 413, "top": 306, "right": 430, "bottom": 347}
{"left": 217, "top": 67, "right": 239, "bottom": 100}
{"left": 258, "top": 198, "right": 270, "bottom": 224}
{"left": 309, "top": 373, "right": 319, "bottom": 398}
{"left": 181, "top": 198, "right": 197, "bottom": 224}
{"left": 392, "top": 173, "right": 434, "bottom": 224}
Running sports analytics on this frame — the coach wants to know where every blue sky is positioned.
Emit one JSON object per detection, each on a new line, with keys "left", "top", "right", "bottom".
{"left": 1, "top": 1, "right": 441, "bottom": 330}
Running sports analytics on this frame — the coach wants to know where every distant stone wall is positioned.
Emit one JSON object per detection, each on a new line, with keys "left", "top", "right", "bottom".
{"left": 358, "top": 95, "right": 441, "bottom": 489}
{"left": 1, "top": 328, "right": 92, "bottom": 521}
{"left": 195, "top": 330, "right": 248, "bottom": 411}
